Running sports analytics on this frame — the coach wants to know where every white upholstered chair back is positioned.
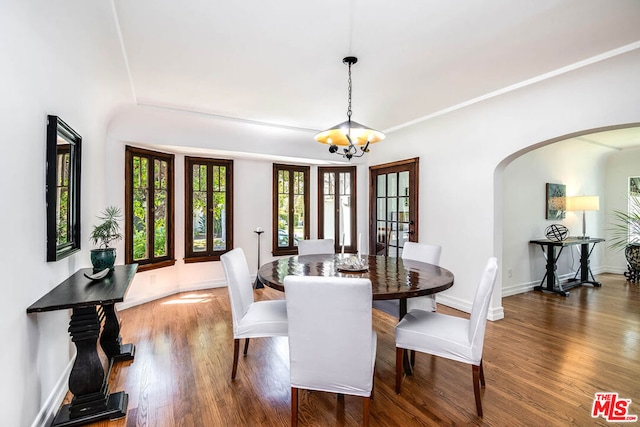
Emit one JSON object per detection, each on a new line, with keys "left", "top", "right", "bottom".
{"left": 468, "top": 257, "right": 499, "bottom": 362}
{"left": 402, "top": 241, "right": 442, "bottom": 264}
{"left": 284, "top": 275, "right": 376, "bottom": 397}
{"left": 297, "top": 239, "right": 335, "bottom": 256}
{"left": 220, "top": 248, "right": 256, "bottom": 335}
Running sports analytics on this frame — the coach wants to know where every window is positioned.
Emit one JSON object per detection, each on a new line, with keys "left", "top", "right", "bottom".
{"left": 125, "top": 146, "right": 175, "bottom": 271}
{"left": 273, "top": 164, "right": 309, "bottom": 255}
{"left": 318, "top": 166, "right": 356, "bottom": 252}
{"left": 185, "top": 157, "right": 233, "bottom": 262}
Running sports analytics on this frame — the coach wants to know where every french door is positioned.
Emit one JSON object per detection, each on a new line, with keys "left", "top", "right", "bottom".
{"left": 318, "top": 166, "right": 356, "bottom": 253}
{"left": 369, "top": 158, "right": 419, "bottom": 257}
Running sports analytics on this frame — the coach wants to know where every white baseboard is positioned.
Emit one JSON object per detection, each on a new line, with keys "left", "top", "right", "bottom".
{"left": 602, "top": 265, "right": 627, "bottom": 275}
{"left": 436, "top": 294, "right": 471, "bottom": 314}
{"left": 501, "top": 279, "right": 540, "bottom": 297}
{"left": 437, "top": 294, "right": 505, "bottom": 321}
{"left": 31, "top": 357, "right": 74, "bottom": 427}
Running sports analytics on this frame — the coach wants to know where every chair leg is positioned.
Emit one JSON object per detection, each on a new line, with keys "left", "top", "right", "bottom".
{"left": 370, "top": 369, "right": 375, "bottom": 400}
{"left": 291, "top": 387, "right": 298, "bottom": 427}
{"left": 472, "top": 364, "right": 483, "bottom": 417}
{"left": 410, "top": 350, "right": 416, "bottom": 368}
{"left": 479, "top": 359, "right": 485, "bottom": 387}
{"left": 395, "top": 347, "right": 404, "bottom": 394}
{"left": 362, "top": 395, "right": 370, "bottom": 427}
{"left": 231, "top": 339, "right": 240, "bottom": 380}
{"left": 243, "top": 338, "right": 250, "bottom": 356}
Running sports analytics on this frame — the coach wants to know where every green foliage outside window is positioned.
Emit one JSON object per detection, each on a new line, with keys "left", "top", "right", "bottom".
{"left": 127, "top": 146, "right": 174, "bottom": 267}
{"left": 56, "top": 152, "right": 71, "bottom": 245}
{"left": 186, "top": 158, "right": 232, "bottom": 258}
{"left": 274, "top": 165, "right": 308, "bottom": 250}
{"left": 57, "top": 189, "right": 69, "bottom": 244}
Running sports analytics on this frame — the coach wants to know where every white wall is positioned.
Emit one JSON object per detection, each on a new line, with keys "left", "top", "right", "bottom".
{"left": 365, "top": 48, "right": 640, "bottom": 319}
{"left": 0, "top": 1, "right": 133, "bottom": 425}
{"left": 604, "top": 146, "right": 640, "bottom": 272}
{"left": 501, "top": 138, "right": 611, "bottom": 296}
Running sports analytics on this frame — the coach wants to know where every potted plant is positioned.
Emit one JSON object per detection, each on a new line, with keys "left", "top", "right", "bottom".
{"left": 608, "top": 195, "right": 640, "bottom": 281}
{"left": 90, "top": 206, "right": 123, "bottom": 272}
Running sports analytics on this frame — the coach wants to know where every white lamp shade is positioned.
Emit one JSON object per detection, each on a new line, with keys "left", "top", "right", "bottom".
{"left": 566, "top": 196, "right": 599, "bottom": 211}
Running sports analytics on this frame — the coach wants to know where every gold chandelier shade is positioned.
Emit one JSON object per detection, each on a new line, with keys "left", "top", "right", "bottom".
{"left": 314, "top": 120, "right": 385, "bottom": 147}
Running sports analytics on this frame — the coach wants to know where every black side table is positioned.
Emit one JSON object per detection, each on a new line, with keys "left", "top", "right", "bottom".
{"left": 27, "top": 264, "right": 138, "bottom": 426}
{"left": 530, "top": 237, "right": 604, "bottom": 296}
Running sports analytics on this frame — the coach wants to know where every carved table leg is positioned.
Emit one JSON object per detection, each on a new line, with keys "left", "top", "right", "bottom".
{"left": 51, "top": 306, "right": 128, "bottom": 427}
{"left": 99, "top": 303, "right": 135, "bottom": 362}
{"left": 579, "top": 242, "right": 602, "bottom": 287}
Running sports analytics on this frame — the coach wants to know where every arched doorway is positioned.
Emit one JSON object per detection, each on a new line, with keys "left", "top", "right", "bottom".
{"left": 496, "top": 124, "right": 640, "bottom": 297}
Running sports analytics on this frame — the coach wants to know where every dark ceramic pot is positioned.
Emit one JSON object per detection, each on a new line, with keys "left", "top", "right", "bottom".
{"left": 90, "top": 248, "right": 117, "bottom": 272}
{"left": 625, "top": 244, "right": 640, "bottom": 271}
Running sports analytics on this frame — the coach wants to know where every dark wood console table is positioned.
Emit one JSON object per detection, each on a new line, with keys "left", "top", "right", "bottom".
{"left": 530, "top": 237, "right": 603, "bottom": 296}
{"left": 27, "top": 264, "right": 138, "bottom": 427}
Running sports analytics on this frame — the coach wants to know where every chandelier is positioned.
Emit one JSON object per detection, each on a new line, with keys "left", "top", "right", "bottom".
{"left": 315, "top": 56, "right": 385, "bottom": 160}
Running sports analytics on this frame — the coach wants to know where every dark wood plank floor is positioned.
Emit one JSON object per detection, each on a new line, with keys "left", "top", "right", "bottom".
{"left": 73, "top": 273, "right": 639, "bottom": 426}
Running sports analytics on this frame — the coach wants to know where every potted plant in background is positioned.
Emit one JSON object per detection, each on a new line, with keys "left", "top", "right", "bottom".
{"left": 90, "top": 206, "right": 123, "bottom": 272}
{"left": 608, "top": 195, "right": 640, "bottom": 282}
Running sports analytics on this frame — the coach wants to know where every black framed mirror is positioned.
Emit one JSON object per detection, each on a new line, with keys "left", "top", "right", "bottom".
{"left": 46, "top": 115, "right": 82, "bottom": 261}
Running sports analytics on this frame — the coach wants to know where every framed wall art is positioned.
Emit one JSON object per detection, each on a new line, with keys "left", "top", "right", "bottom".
{"left": 545, "top": 183, "right": 566, "bottom": 220}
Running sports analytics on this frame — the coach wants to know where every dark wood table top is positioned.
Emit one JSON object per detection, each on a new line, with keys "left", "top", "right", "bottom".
{"left": 27, "top": 264, "right": 138, "bottom": 313}
{"left": 257, "top": 254, "right": 454, "bottom": 300}
{"left": 529, "top": 237, "right": 604, "bottom": 246}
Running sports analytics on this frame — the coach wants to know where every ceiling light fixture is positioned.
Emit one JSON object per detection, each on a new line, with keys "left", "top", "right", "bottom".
{"left": 315, "top": 56, "right": 385, "bottom": 160}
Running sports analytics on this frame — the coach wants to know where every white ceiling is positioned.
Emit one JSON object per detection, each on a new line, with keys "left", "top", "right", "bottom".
{"left": 112, "top": 0, "right": 640, "bottom": 148}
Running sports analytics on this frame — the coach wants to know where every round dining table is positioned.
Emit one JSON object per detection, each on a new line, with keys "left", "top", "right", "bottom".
{"left": 257, "top": 253, "right": 454, "bottom": 374}
{"left": 258, "top": 253, "right": 454, "bottom": 319}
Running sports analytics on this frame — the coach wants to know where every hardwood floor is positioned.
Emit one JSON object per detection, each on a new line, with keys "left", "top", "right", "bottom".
{"left": 74, "top": 273, "right": 639, "bottom": 426}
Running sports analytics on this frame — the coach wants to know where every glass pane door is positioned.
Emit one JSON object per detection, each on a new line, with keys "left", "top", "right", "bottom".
{"left": 370, "top": 159, "right": 418, "bottom": 257}
{"left": 318, "top": 167, "right": 356, "bottom": 252}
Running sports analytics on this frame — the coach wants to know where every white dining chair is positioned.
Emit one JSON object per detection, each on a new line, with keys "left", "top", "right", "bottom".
{"left": 297, "top": 238, "right": 335, "bottom": 255}
{"left": 220, "top": 248, "right": 288, "bottom": 380}
{"left": 395, "top": 257, "right": 498, "bottom": 417}
{"left": 284, "top": 275, "right": 377, "bottom": 426}
{"left": 373, "top": 242, "right": 442, "bottom": 316}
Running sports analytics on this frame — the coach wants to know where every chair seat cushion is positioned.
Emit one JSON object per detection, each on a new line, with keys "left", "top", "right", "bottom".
{"left": 396, "top": 309, "right": 479, "bottom": 365}
{"left": 236, "top": 299, "right": 288, "bottom": 338}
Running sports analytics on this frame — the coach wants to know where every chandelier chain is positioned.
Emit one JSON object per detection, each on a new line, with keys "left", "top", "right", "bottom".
{"left": 347, "top": 62, "right": 352, "bottom": 120}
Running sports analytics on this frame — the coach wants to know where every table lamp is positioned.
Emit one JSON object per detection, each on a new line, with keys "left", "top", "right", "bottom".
{"left": 566, "top": 196, "right": 599, "bottom": 239}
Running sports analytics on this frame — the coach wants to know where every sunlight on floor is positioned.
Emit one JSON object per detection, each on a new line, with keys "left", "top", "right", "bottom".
{"left": 161, "top": 293, "right": 214, "bottom": 305}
